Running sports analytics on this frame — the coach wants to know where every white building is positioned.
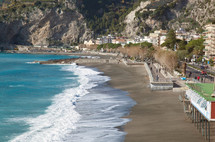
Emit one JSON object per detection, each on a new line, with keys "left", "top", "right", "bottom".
{"left": 95, "top": 38, "right": 102, "bottom": 45}
{"left": 203, "top": 24, "right": 215, "bottom": 60}
{"left": 126, "top": 39, "right": 136, "bottom": 44}
{"left": 84, "top": 40, "right": 95, "bottom": 46}
{"left": 146, "top": 30, "right": 167, "bottom": 46}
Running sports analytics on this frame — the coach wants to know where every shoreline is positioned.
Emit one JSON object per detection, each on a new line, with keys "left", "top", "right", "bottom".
{"left": 2, "top": 52, "right": 207, "bottom": 141}
{"left": 80, "top": 62, "right": 206, "bottom": 142}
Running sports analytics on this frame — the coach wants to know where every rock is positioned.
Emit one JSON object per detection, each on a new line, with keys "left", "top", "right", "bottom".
{"left": 0, "top": 1, "right": 93, "bottom": 46}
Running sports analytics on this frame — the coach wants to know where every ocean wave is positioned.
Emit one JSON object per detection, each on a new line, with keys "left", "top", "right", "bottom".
{"left": 9, "top": 85, "right": 25, "bottom": 88}
{"left": 10, "top": 64, "right": 109, "bottom": 142}
{"left": 25, "top": 62, "right": 39, "bottom": 64}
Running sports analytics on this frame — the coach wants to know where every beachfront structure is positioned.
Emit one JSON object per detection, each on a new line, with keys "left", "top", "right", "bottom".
{"left": 204, "top": 24, "right": 215, "bottom": 60}
{"left": 184, "top": 83, "right": 215, "bottom": 141}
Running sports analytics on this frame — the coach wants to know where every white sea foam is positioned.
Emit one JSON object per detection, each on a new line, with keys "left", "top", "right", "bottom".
{"left": 9, "top": 85, "right": 24, "bottom": 88}
{"left": 80, "top": 56, "right": 100, "bottom": 59}
{"left": 10, "top": 64, "right": 109, "bottom": 142}
{"left": 25, "top": 62, "right": 39, "bottom": 64}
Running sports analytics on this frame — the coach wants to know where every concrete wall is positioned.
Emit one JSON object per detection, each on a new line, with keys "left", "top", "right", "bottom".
{"left": 144, "top": 62, "right": 154, "bottom": 82}
{"left": 75, "top": 59, "right": 121, "bottom": 64}
{"left": 150, "top": 82, "right": 173, "bottom": 91}
{"left": 144, "top": 62, "right": 173, "bottom": 90}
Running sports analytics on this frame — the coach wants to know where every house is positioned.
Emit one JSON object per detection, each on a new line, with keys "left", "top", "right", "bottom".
{"left": 126, "top": 39, "right": 136, "bottom": 44}
{"left": 147, "top": 30, "right": 168, "bottom": 46}
{"left": 95, "top": 38, "right": 102, "bottom": 45}
{"left": 16, "top": 46, "right": 29, "bottom": 52}
{"left": 114, "top": 38, "right": 126, "bottom": 44}
{"left": 84, "top": 39, "right": 95, "bottom": 46}
{"left": 160, "top": 35, "right": 166, "bottom": 45}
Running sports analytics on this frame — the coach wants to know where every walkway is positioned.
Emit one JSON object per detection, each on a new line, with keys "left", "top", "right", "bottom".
{"left": 147, "top": 62, "right": 171, "bottom": 82}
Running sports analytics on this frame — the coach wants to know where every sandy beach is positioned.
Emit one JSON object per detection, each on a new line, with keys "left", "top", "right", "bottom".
{"left": 81, "top": 63, "right": 206, "bottom": 142}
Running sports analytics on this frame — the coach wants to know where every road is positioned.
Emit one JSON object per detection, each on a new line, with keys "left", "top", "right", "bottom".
{"left": 186, "top": 65, "right": 214, "bottom": 83}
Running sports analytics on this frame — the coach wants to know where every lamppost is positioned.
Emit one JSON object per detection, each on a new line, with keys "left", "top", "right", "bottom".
{"left": 211, "top": 76, "right": 215, "bottom": 97}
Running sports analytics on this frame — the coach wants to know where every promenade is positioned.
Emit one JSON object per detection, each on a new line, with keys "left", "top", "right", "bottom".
{"left": 147, "top": 62, "right": 169, "bottom": 82}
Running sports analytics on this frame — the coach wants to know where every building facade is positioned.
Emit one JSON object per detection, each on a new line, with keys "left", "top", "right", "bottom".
{"left": 204, "top": 24, "right": 215, "bottom": 60}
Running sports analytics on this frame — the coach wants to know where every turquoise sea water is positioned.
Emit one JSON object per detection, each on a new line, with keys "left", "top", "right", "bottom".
{"left": 0, "top": 53, "right": 135, "bottom": 142}
{"left": 0, "top": 53, "right": 79, "bottom": 141}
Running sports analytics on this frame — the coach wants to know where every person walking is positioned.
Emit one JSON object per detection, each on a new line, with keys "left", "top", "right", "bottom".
{"left": 156, "top": 75, "right": 159, "bottom": 81}
{"left": 188, "top": 72, "right": 192, "bottom": 78}
{"left": 197, "top": 76, "right": 200, "bottom": 81}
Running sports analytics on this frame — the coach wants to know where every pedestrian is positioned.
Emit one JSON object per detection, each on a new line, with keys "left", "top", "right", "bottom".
{"left": 189, "top": 72, "right": 192, "bottom": 78}
{"left": 197, "top": 76, "right": 200, "bottom": 81}
{"left": 156, "top": 75, "right": 159, "bottom": 81}
{"left": 201, "top": 77, "right": 203, "bottom": 82}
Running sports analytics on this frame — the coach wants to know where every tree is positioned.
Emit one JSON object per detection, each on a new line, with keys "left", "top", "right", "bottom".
{"left": 161, "top": 29, "right": 177, "bottom": 50}
{"left": 178, "top": 39, "right": 187, "bottom": 50}
{"left": 154, "top": 48, "right": 178, "bottom": 73}
{"left": 185, "top": 38, "right": 204, "bottom": 56}
{"left": 209, "top": 58, "right": 214, "bottom": 66}
{"left": 141, "top": 41, "right": 153, "bottom": 48}
{"left": 176, "top": 50, "right": 188, "bottom": 61}
{"left": 34, "top": 1, "right": 41, "bottom": 7}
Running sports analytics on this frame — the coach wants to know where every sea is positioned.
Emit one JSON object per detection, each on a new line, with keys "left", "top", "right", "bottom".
{"left": 0, "top": 53, "right": 135, "bottom": 142}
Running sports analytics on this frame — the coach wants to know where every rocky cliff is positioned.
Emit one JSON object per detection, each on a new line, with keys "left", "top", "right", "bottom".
{"left": 0, "top": 1, "right": 92, "bottom": 46}
{"left": 123, "top": 0, "right": 215, "bottom": 37}
{"left": 1, "top": 0, "right": 215, "bottom": 45}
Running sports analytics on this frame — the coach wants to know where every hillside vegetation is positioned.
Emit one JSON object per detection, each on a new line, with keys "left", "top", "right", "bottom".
{"left": 76, "top": 0, "right": 137, "bottom": 35}
{"left": 0, "top": 0, "right": 215, "bottom": 44}
{"left": 123, "top": 0, "right": 215, "bottom": 37}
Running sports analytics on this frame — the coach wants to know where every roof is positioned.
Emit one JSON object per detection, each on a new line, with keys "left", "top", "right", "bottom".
{"left": 186, "top": 83, "right": 215, "bottom": 101}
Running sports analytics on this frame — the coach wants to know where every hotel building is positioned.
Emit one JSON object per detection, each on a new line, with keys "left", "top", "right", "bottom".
{"left": 204, "top": 24, "right": 215, "bottom": 60}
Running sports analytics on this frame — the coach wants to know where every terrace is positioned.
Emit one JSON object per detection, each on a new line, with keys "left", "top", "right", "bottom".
{"left": 186, "top": 83, "right": 214, "bottom": 101}
{"left": 184, "top": 83, "right": 215, "bottom": 141}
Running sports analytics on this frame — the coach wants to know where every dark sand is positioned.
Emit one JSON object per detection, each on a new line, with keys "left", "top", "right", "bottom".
{"left": 81, "top": 63, "right": 206, "bottom": 142}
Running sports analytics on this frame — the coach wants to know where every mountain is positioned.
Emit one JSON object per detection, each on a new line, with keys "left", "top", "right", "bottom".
{"left": 0, "top": 0, "right": 92, "bottom": 46}
{"left": 123, "top": 0, "right": 215, "bottom": 37}
{"left": 0, "top": 0, "right": 215, "bottom": 45}
{"left": 76, "top": 0, "right": 136, "bottom": 35}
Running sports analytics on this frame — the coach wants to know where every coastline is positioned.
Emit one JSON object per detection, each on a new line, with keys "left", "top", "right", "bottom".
{"left": 2, "top": 52, "right": 208, "bottom": 141}
{"left": 80, "top": 62, "right": 206, "bottom": 142}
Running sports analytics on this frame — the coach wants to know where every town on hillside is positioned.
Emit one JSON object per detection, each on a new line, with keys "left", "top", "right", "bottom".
{"left": 84, "top": 24, "right": 214, "bottom": 61}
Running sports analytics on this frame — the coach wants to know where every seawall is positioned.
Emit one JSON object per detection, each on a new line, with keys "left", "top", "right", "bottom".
{"left": 144, "top": 62, "right": 173, "bottom": 90}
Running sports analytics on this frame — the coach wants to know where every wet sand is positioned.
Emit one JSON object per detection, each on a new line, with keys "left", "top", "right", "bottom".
{"left": 80, "top": 63, "right": 206, "bottom": 142}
